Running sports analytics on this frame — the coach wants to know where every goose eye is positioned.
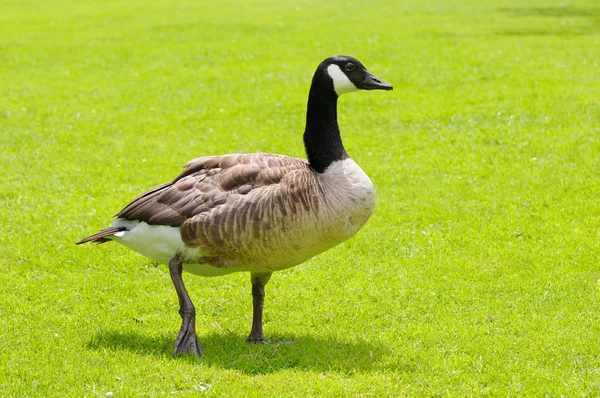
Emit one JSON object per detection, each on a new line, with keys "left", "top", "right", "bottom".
{"left": 344, "top": 62, "right": 355, "bottom": 72}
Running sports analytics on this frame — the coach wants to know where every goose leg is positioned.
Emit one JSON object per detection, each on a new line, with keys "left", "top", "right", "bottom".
{"left": 168, "top": 257, "right": 203, "bottom": 357}
{"left": 247, "top": 272, "right": 272, "bottom": 343}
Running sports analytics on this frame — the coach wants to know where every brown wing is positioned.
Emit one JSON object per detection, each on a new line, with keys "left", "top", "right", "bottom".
{"left": 116, "top": 153, "right": 313, "bottom": 228}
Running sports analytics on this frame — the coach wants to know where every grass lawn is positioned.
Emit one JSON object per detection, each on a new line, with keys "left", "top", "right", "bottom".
{"left": 1, "top": 0, "right": 600, "bottom": 395}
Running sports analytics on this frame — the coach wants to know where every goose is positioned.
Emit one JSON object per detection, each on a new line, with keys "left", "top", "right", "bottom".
{"left": 77, "top": 55, "right": 392, "bottom": 357}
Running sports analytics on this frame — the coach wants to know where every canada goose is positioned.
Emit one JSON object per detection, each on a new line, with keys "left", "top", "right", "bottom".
{"left": 77, "top": 55, "right": 392, "bottom": 357}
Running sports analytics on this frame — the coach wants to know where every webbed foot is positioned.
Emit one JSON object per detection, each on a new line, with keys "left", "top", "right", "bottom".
{"left": 174, "top": 315, "right": 203, "bottom": 357}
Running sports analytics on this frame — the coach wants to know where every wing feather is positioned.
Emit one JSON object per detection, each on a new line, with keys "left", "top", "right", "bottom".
{"left": 116, "top": 154, "right": 314, "bottom": 242}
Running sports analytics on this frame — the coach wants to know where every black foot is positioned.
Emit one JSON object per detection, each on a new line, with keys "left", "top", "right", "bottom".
{"left": 246, "top": 336, "right": 267, "bottom": 344}
{"left": 174, "top": 316, "right": 203, "bottom": 357}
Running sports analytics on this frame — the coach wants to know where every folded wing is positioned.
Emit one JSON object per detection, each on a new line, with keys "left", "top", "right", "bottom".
{"left": 116, "top": 153, "right": 316, "bottom": 252}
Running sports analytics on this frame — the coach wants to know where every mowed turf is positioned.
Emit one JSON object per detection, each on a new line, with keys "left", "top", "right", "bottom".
{"left": 1, "top": 0, "right": 600, "bottom": 395}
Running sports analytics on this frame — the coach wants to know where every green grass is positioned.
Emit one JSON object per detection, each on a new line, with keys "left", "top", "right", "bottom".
{"left": 1, "top": 0, "right": 600, "bottom": 395}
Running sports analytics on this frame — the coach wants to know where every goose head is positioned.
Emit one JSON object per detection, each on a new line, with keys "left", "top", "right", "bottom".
{"left": 313, "top": 55, "right": 393, "bottom": 97}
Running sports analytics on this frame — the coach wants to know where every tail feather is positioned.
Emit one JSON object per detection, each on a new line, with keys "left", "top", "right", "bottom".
{"left": 76, "top": 227, "right": 126, "bottom": 245}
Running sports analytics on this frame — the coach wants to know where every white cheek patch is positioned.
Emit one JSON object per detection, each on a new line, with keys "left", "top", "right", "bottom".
{"left": 327, "top": 64, "right": 358, "bottom": 96}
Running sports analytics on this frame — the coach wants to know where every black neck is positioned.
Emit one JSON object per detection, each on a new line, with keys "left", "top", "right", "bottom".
{"left": 303, "top": 80, "right": 348, "bottom": 173}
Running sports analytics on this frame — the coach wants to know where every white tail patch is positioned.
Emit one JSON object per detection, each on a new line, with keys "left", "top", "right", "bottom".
{"left": 327, "top": 64, "right": 357, "bottom": 96}
{"left": 109, "top": 219, "right": 235, "bottom": 277}
{"left": 110, "top": 219, "right": 187, "bottom": 265}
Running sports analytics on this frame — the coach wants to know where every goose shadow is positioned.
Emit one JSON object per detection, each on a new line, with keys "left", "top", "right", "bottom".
{"left": 87, "top": 329, "right": 411, "bottom": 374}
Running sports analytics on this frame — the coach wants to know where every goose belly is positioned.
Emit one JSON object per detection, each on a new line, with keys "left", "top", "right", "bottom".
{"left": 236, "top": 210, "right": 373, "bottom": 272}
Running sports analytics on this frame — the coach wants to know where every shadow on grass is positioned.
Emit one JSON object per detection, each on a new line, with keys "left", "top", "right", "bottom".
{"left": 494, "top": 28, "right": 592, "bottom": 37}
{"left": 501, "top": 6, "right": 600, "bottom": 18}
{"left": 496, "top": 6, "right": 600, "bottom": 36}
{"left": 87, "top": 329, "right": 412, "bottom": 374}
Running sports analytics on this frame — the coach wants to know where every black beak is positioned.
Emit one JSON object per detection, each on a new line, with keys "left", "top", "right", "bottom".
{"left": 359, "top": 69, "right": 393, "bottom": 91}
